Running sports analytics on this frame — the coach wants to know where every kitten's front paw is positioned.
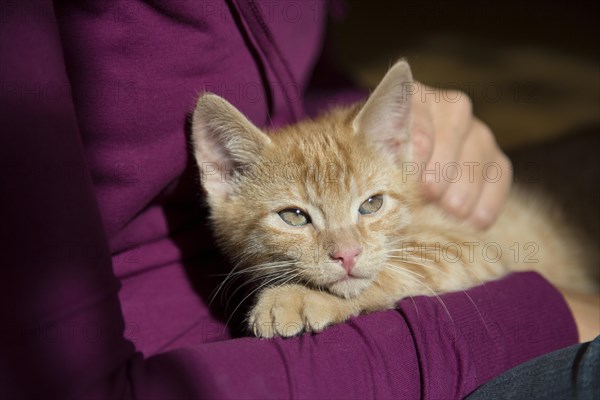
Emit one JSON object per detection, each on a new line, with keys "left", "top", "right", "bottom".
{"left": 248, "top": 284, "right": 357, "bottom": 338}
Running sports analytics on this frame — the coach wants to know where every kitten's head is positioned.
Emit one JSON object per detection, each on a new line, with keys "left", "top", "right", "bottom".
{"left": 191, "top": 61, "right": 418, "bottom": 298}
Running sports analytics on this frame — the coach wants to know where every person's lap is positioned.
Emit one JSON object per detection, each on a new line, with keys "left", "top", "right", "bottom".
{"left": 467, "top": 335, "right": 600, "bottom": 399}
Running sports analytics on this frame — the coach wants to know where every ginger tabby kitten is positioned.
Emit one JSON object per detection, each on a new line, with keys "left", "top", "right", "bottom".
{"left": 191, "top": 61, "right": 597, "bottom": 338}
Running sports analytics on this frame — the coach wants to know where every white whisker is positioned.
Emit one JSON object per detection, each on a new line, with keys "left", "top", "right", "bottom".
{"left": 210, "top": 259, "right": 297, "bottom": 307}
{"left": 224, "top": 265, "right": 298, "bottom": 310}
{"left": 383, "top": 264, "right": 455, "bottom": 325}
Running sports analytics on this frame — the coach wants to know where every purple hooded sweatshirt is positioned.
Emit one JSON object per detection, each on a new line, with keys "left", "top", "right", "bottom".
{"left": 1, "top": 1, "right": 577, "bottom": 399}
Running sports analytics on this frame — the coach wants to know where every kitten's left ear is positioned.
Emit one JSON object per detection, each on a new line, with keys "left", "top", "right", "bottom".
{"left": 352, "top": 60, "right": 414, "bottom": 162}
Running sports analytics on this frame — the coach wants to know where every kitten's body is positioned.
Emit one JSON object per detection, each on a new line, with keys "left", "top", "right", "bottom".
{"left": 192, "top": 61, "right": 597, "bottom": 338}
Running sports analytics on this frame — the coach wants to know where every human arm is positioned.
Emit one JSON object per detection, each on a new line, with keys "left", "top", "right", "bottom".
{"left": 134, "top": 273, "right": 577, "bottom": 399}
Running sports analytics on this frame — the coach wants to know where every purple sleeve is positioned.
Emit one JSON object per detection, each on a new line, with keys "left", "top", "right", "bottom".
{"left": 0, "top": 1, "right": 577, "bottom": 399}
{"left": 131, "top": 274, "right": 576, "bottom": 399}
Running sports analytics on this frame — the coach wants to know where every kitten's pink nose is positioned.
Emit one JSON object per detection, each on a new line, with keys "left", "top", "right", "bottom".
{"left": 330, "top": 247, "right": 362, "bottom": 274}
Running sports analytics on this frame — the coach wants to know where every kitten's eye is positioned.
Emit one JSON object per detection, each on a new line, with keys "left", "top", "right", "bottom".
{"left": 359, "top": 194, "right": 383, "bottom": 215}
{"left": 278, "top": 208, "right": 311, "bottom": 226}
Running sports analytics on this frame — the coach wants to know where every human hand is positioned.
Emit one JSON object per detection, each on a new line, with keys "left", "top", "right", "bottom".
{"left": 410, "top": 82, "right": 513, "bottom": 229}
{"left": 558, "top": 287, "right": 600, "bottom": 343}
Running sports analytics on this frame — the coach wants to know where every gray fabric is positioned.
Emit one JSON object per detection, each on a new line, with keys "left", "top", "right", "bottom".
{"left": 467, "top": 335, "right": 600, "bottom": 399}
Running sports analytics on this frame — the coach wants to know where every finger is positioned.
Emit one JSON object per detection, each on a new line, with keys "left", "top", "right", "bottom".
{"left": 421, "top": 94, "right": 473, "bottom": 200}
{"left": 410, "top": 89, "right": 435, "bottom": 164}
{"left": 467, "top": 153, "right": 513, "bottom": 229}
{"left": 439, "top": 122, "right": 494, "bottom": 218}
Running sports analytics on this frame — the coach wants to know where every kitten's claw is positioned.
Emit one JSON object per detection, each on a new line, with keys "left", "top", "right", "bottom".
{"left": 248, "top": 284, "right": 357, "bottom": 338}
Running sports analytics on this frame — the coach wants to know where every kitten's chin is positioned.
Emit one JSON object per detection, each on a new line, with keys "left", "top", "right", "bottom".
{"left": 327, "top": 276, "right": 373, "bottom": 299}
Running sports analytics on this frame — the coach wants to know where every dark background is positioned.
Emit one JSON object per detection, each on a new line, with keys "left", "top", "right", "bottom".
{"left": 332, "top": 0, "right": 599, "bottom": 149}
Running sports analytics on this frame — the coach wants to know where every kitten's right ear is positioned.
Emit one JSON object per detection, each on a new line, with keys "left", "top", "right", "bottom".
{"left": 191, "top": 93, "right": 271, "bottom": 201}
